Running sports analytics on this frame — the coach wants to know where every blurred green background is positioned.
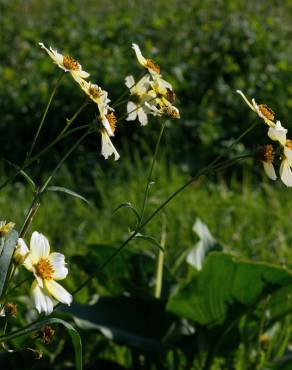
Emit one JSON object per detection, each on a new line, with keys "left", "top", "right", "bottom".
{"left": 0, "top": 0, "right": 292, "bottom": 368}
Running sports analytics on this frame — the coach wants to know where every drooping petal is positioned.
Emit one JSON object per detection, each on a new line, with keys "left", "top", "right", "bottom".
{"left": 48, "top": 252, "right": 68, "bottom": 280}
{"left": 125, "top": 75, "right": 135, "bottom": 89}
{"left": 137, "top": 107, "right": 148, "bottom": 126}
{"left": 45, "top": 280, "right": 72, "bottom": 306}
{"left": 280, "top": 159, "right": 292, "bottom": 187}
{"left": 31, "top": 280, "right": 54, "bottom": 315}
{"left": 126, "top": 101, "right": 138, "bottom": 121}
{"left": 30, "top": 231, "right": 50, "bottom": 264}
{"left": 100, "top": 130, "right": 120, "bottom": 161}
{"left": 284, "top": 146, "right": 292, "bottom": 166}
{"left": 132, "top": 43, "right": 147, "bottom": 66}
{"left": 263, "top": 162, "right": 277, "bottom": 181}
{"left": 268, "top": 121, "right": 287, "bottom": 146}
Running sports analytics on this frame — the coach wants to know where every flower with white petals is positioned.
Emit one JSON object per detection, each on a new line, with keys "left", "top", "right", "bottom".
{"left": 132, "top": 43, "right": 161, "bottom": 75}
{"left": 100, "top": 128, "right": 120, "bottom": 161}
{"left": 39, "top": 42, "right": 89, "bottom": 80}
{"left": 236, "top": 90, "right": 275, "bottom": 127}
{"left": 125, "top": 75, "right": 155, "bottom": 126}
{"left": 267, "top": 121, "right": 287, "bottom": 146}
{"left": 146, "top": 102, "right": 180, "bottom": 120}
{"left": 22, "top": 232, "right": 72, "bottom": 315}
{"left": 0, "top": 221, "right": 15, "bottom": 237}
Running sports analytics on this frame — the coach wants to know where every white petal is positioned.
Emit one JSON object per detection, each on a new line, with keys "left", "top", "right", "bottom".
{"left": 280, "top": 159, "right": 292, "bottom": 187}
{"left": 236, "top": 90, "right": 256, "bottom": 112}
{"left": 126, "top": 101, "right": 138, "bottom": 121}
{"left": 263, "top": 162, "right": 277, "bottom": 180}
{"left": 45, "top": 280, "right": 72, "bottom": 306}
{"left": 14, "top": 238, "right": 31, "bottom": 267}
{"left": 101, "top": 115, "right": 114, "bottom": 137}
{"left": 30, "top": 231, "right": 50, "bottom": 263}
{"left": 268, "top": 121, "right": 287, "bottom": 146}
{"left": 31, "top": 280, "right": 54, "bottom": 315}
{"left": 132, "top": 43, "right": 147, "bottom": 66}
{"left": 72, "top": 70, "right": 90, "bottom": 79}
{"left": 125, "top": 75, "right": 135, "bottom": 89}
{"left": 136, "top": 75, "right": 151, "bottom": 93}
{"left": 137, "top": 107, "right": 148, "bottom": 126}
{"left": 284, "top": 146, "right": 292, "bottom": 166}
{"left": 101, "top": 130, "right": 120, "bottom": 161}
{"left": 48, "top": 252, "right": 68, "bottom": 280}
{"left": 39, "top": 42, "right": 63, "bottom": 67}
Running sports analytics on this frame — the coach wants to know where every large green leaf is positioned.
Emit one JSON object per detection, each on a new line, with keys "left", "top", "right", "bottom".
{"left": 0, "top": 318, "right": 82, "bottom": 370}
{"left": 0, "top": 230, "right": 18, "bottom": 299}
{"left": 167, "top": 253, "right": 292, "bottom": 327}
{"left": 67, "top": 296, "right": 193, "bottom": 352}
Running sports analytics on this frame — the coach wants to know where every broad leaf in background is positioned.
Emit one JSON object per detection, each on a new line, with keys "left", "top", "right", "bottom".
{"left": 0, "top": 230, "right": 18, "bottom": 299}
{"left": 186, "top": 218, "right": 223, "bottom": 270}
{"left": 167, "top": 253, "right": 292, "bottom": 327}
{"left": 67, "top": 296, "right": 194, "bottom": 352}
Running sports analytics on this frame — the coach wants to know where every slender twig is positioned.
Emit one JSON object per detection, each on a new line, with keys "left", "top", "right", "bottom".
{"left": 139, "top": 121, "right": 166, "bottom": 224}
{"left": 26, "top": 72, "right": 64, "bottom": 160}
{"left": 154, "top": 214, "right": 167, "bottom": 298}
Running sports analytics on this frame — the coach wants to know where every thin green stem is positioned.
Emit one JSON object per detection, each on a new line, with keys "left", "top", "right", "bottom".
{"left": 154, "top": 215, "right": 167, "bottom": 298}
{"left": 140, "top": 121, "right": 166, "bottom": 224}
{"left": 26, "top": 72, "right": 64, "bottom": 160}
{"left": 0, "top": 101, "right": 88, "bottom": 191}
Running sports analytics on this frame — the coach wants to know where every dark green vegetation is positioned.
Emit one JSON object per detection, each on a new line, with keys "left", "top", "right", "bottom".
{"left": 0, "top": 0, "right": 292, "bottom": 369}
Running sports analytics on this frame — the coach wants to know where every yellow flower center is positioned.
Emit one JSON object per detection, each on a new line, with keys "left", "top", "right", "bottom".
{"left": 63, "top": 55, "right": 80, "bottom": 71}
{"left": 258, "top": 104, "right": 275, "bottom": 121}
{"left": 89, "top": 85, "right": 103, "bottom": 99}
{"left": 145, "top": 59, "right": 160, "bottom": 74}
{"left": 286, "top": 139, "right": 292, "bottom": 150}
{"left": 35, "top": 258, "right": 54, "bottom": 280}
{"left": 260, "top": 144, "right": 274, "bottom": 163}
{"left": 106, "top": 112, "right": 117, "bottom": 133}
{"left": 0, "top": 222, "right": 14, "bottom": 237}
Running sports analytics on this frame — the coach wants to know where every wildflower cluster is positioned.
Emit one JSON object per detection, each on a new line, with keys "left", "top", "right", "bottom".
{"left": 237, "top": 90, "right": 292, "bottom": 186}
{"left": 125, "top": 44, "right": 180, "bottom": 126}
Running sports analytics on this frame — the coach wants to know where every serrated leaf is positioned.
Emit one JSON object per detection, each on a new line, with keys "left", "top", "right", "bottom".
{"left": 0, "top": 230, "right": 19, "bottom": 299}
{"left": 46, "top": 186, "right": 90, "bottom": 205}
{"left": 0, "top": 318, "right": 82, "bottom": 370}
{"left": 186, "top": 218, "right": 223, "bottom": 270}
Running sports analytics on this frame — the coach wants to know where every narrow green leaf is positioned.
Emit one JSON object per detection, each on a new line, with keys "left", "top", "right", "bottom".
{"left": 135, "top": 233, "right": 164, "bottom": 252}
{"left": 114, "top": 202, "right": 141, "bottom": 222}
{"left": 0, "top": 318, "right": 82, "bottom": 370}
{"left": 0, "top": 230, "right": 18, "bottom": 299}
{"left": 46, "top": 186, "right": 90, "bottom": 205}
{"left": 2, "top": 159, "right": 36, "bottom": 191}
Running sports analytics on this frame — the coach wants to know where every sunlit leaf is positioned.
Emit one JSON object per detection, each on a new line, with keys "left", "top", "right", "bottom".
{"left": 46, "top": 186, "right": 90, "bottom": 205}
{"left": 0, "top": 230, "right": 18, "bottom": 299}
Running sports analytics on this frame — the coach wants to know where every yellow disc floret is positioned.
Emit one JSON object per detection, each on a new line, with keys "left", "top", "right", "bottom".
{"left": 63, "top": 55, "right": 80, "bottom": 71}
{"left": 35, "top": 258, "right": 54, "bottom": 280}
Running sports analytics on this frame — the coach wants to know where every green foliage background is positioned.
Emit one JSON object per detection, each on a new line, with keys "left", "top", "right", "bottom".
{"left": 0, "top": 0, "right": 292, "bottom": 369}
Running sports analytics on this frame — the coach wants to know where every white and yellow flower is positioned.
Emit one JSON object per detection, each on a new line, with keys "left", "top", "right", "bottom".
{"left": 132, "top": 43, "right": 161, "bottom": 75}
{"left": 14, "top": 238, "right": 30, "bottom": 265}
{"left": 125, "top": 75, "right": 155, "bottom": 126}
{"left": 0, "top": 221, "right": 15, "bottom": 237}
{"left": 145, "top": 101, "right": 180, "bottom": 119}
{"left": 22, "top": 231, "right": 72, "bottom": 315}
{"left": 236, "top": 90, "right": 275, "bottom": 127}
{"left": 39, "top": 42, "right": 89, "bottom": 80}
